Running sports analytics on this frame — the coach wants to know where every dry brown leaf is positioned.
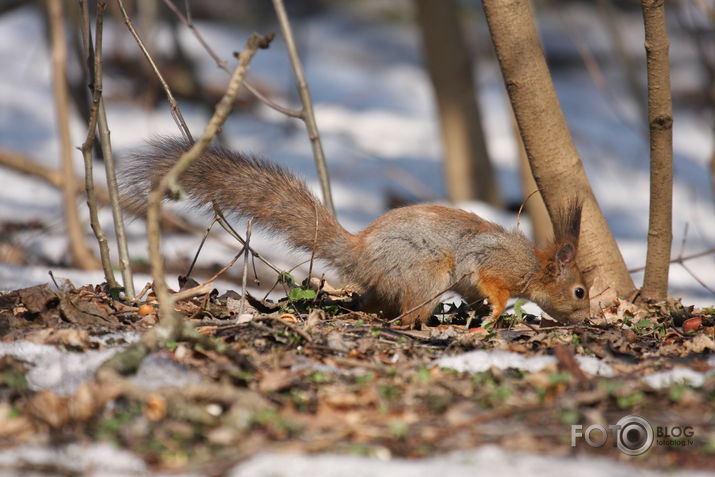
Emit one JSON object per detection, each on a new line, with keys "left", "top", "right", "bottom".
{"left": 258, "top": 369, "right": 302, "bottom": 393}
{"left": 25, "top": 328, "right": 90, "bottom": 349}
{"left": 0, "top": 403, "right": 34, "bottom": 439}
{"left": 279, "top": 313, "right": 298, "bottom": 323}
{"left": 26, "top": 390, "right": 69, "bottom": 428}
{"left": 685, "top": 334, "right": 715, "bottom": 353}
{"left": 327, "top": 331, "right": 352, "bottom": 352}
{"left": 144, "top": 393, "right": 167, "bottom": 421}
{"left": 68, "top": 381, "right": 99, "bottom": 421}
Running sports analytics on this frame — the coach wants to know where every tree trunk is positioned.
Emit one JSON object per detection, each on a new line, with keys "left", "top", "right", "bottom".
{"left": 47, "top": 0, "right": 100, "bottom": 270}
{"left": 415, "top": 0, "right": 501, "bottom": 206}
{"left": 482, "top": 0, "right": 635, "bottom": 303}
{"left": 640, "top": 0, "right": 673, "bottom": 302}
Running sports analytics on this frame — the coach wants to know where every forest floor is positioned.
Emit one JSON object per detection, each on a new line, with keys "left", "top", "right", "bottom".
{"left": 1, "top": 279, "right": 714, "bottom": 475}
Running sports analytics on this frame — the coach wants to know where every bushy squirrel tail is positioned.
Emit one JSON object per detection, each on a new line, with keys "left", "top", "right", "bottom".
{"left": 121, "top": 137, "right": 354, "bottom": 270}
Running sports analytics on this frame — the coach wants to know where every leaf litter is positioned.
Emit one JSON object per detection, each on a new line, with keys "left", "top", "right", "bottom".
{"left": 0, "top": 280, "right": 713, "bottom": 474}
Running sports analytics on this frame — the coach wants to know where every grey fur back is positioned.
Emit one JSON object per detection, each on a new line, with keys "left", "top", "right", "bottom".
{"left": 120, "top": 137, "right": 354, "bottom": 269}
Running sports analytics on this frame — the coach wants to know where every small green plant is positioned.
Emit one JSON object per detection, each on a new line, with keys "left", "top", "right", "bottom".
{"left": 489, "top": 384, "right": 511, "bottom": 403}
{"left": 668, "top": 383, "right": 689, "bottom": 403}
{"left": 617, "top": 391, "right": 645, "bottom": 409}
{"left": 548, "top": 371, "right": 572, "bottom": 385}
{"left": 377, "top": 384, "right": 402, "bottom": 402}
{"left": 597, "top": 379, "right": 622, "bottom": 395}
{"left": 278, "top": 272, "right": 296, "bottom": 286}
{"left": 632, "top": 318, "right": 653, "bottom": 334}
{"left": 512, "top": 298, "right": 527, "bottom": 320}
{"left": 288, "top": 287, "right": 317, "bottom": 301}
{"left": 356, "top": 372, "right": 375, "bottom": 385}
{"left": 389, "top": 420, "right": 409, "bottom": 439}
{"left": 309, "top": 371, "right": 329, "bottom": 384}
{"left": 108, "top": 286, "right": 125, "bottom": 301}
{"left": 416, "top": 366, "right": 431, "bottom": 383}
{"left": 559, "top": 408, "right": 580, "bottom": 426}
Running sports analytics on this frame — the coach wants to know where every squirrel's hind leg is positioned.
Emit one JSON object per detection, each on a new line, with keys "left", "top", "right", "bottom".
{"left": 396, "top": 268, "right": 454, "bottom": 328}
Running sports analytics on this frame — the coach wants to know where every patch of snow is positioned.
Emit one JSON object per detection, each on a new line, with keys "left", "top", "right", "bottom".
{"left": 0, "top": 341, "right": 118, "bottom": 396}
{"left": 642, "top": 367, "right": 713, "bottom": 389}
{"left": 435, "top": 350, "right": 557, "bottom": 374}
{"left": 229, "top": 446, "right": 712, "bottom": 477}
{"left": 130, "top": 353, "right": 204, "bottom": 390}
{"left": 574, "top": 355, "right": 616, "bottom": 378}
{"left": 0, "top": 442, "right": 196, "bottom": 477}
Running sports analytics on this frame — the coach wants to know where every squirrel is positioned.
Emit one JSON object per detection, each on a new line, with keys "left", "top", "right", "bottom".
{"left": 122, "top": 137, "right": 590, "bottom": 327}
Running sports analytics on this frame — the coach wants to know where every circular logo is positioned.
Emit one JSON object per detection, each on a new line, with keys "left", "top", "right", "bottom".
{"left": 615, "top": 415, "right": 654, "bottom": 456}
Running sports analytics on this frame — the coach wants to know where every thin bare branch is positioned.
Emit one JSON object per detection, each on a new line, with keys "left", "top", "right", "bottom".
{"left": 258, "top": 315, "right": 313, "bottom": 343}
{"left": 0, "top": 149, "right": 203, "bottom": 237}
{"left": 172, "top": 247, "right": 245, "bottom": 302}
{"left": 212, "top": 204, "right": 285, "bottom": 275}
{"left": 272, "top": 0, "right": 335, "bottom": 215}
{"left": 238, "top": 218, "right": 254, "bottom": 318}
{"left": 88, "top": 13, "right": 136, "bottom": 299}
{"left": 78, "top": 0, "right": 118, "bottom": 289}
{"left": 115, "top": 0, "right": 193, "bottom": 141}
{"left": 387, "top": 273, "right": 470, "bottom": 325}
{"left": 516, "top": 189, "right": 540, "bottom": 233}
{"left": 146, "top": 33, "right": 271, "bottom": 346}
{"left": 185, "top": 215, "right": 219, "bottom": 278}
{"left": 48, "top": 0, "right": 100, "bottom": 271}
{"left": 159, "top": 0, "right": 303, "bottom": 118}
{"left": 679, "top": 262, "right": 715, "bottom": 295}
{"left": 629, "top": 247, "right": 715, "bottom": 273}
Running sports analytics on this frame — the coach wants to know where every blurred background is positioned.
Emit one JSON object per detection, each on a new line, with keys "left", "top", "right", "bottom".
{"left": 0, "top": 0, "right": 713, "bottom": 307}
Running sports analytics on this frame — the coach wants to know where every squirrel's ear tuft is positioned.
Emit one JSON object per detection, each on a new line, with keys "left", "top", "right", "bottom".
{"left": 556, "top": 242, "right": 576, "bottom": 265}
{"left": 552, "top": 199, "right": 582, "bottom": 249}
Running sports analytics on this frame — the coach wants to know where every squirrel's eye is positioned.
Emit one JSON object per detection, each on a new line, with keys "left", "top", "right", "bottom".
{"left": 574, "top": 287, "right": 585, "bottom": 299}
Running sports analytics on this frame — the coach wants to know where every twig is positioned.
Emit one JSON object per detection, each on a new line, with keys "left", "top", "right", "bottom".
{"left": 272, "top": 0, "right": 335, "bottom": 215}
{"left": 0, "top": 149, "right": 205, "bottom": 237}
{"left": 146, "top": 33, "right": 271, "bottom": 346}
{"left": 48, "top": 0, "right": 100, "bottom": 271}
{"left": 185, "top": 215, "right": 219, "bottom": 278}
{"left": 261, "top": 258, "right": 312, "bottom": 301}
{"left": 516, "top": 189, "right": 539, "bottom": 232}
{"left": 679, "top": 262, "right": 715, "bottom": 294}
{"left": 307, "top": 201, "right": 319, "bottom": 281}
{"left": 171, "top": 284, "right": 213, "bottom": 303}
{"left": 387, "top": 273, "right": 470, "bottom": 324}
{"left": 136, "top": 282, "right": 152, "bottom": 301}
{"left": 115, "top": 0, "right": 193, "bottom": 141}
{"left": 160, "top": 0, "right": 302, "bottom": 118}
{"left": 596, "top": 0, "right": 648, "bottom": 121}
{"left": 74, "top": 1, "right": 137, "bottom": 299}
{"left": 212, "top": 204, "right": 285, "bottom": 275}
{"left": 172, "top": 247, "right": 245, "bottom": 302}
{"left": 238, "top": 219, "right": 254, "bottom": 317}
{"left": 629, "top": 247, "right": 715, "bottom": 273}
{"left": 77, "top": 0, "right": 118, "bottom": 289}
{"left": 258, "top": 315, "right": 313, "bottom": 343}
